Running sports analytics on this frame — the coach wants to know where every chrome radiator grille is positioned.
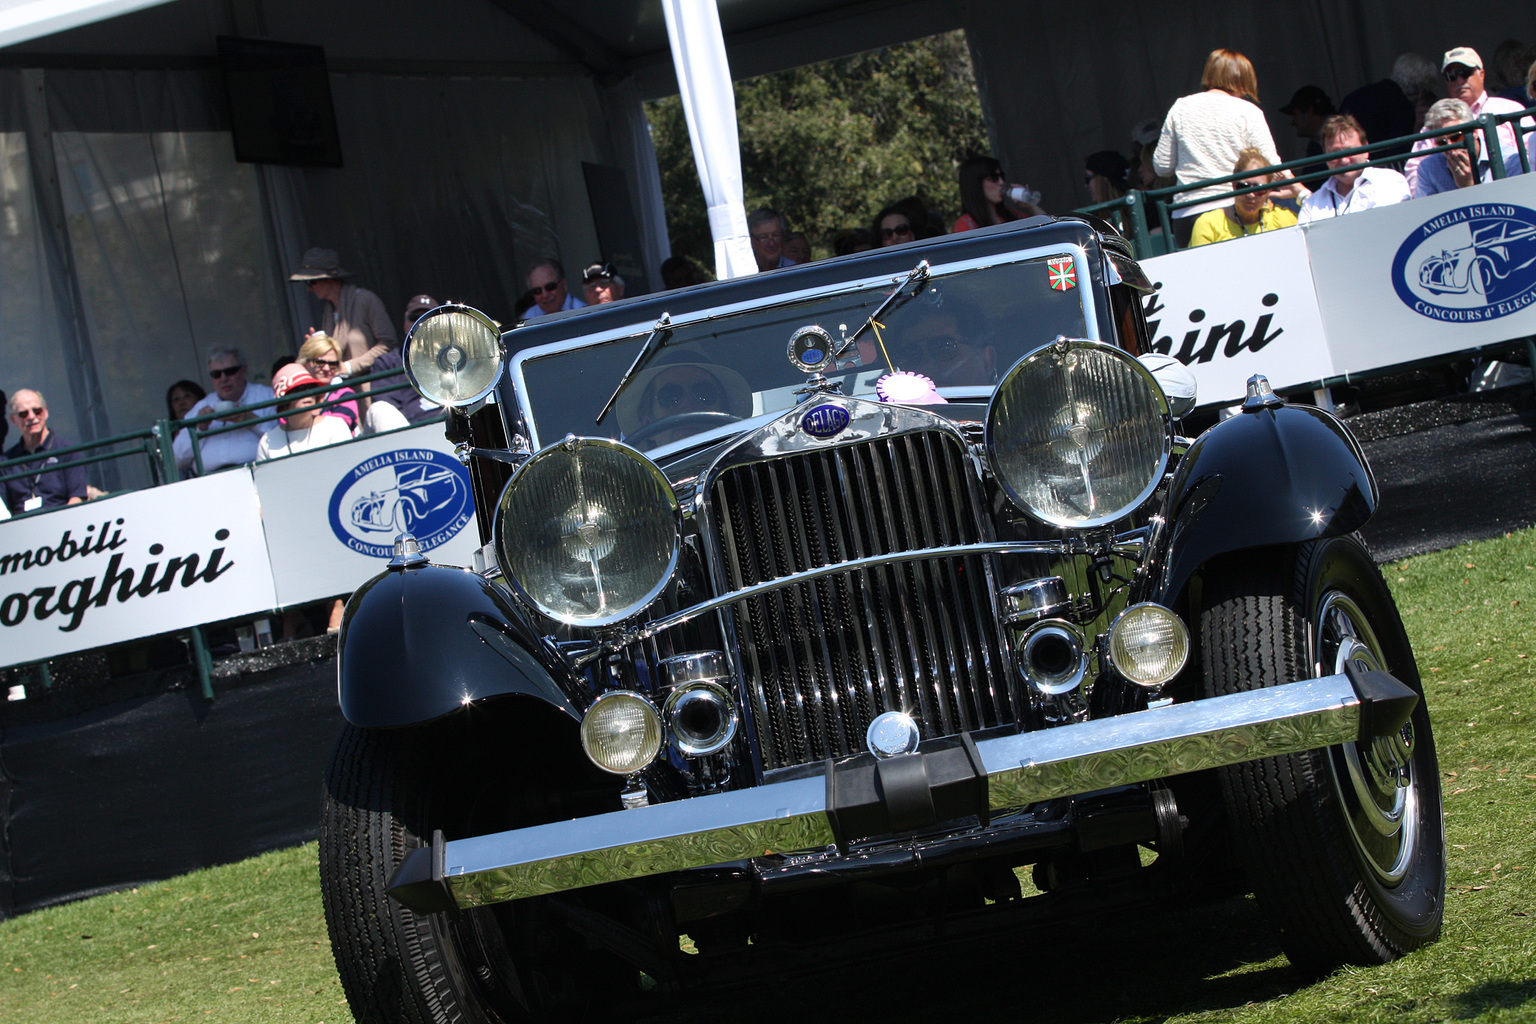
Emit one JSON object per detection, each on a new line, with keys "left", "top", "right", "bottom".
{"left": 710, "top": 429, "right": 1016, "bottom": 771}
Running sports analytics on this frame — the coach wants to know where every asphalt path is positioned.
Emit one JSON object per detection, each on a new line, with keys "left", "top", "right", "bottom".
{"left": 1353, "top": 391, "right": 1536, "bottom": 562}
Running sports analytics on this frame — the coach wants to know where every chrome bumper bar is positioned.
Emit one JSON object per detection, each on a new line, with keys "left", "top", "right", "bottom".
{"left": 388, "top": 668, "right": 1417, "bottom": 913}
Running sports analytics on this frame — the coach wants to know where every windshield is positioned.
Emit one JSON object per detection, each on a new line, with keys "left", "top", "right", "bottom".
{"left": 514, "top": 252, "right": 1092, "bottom": 453}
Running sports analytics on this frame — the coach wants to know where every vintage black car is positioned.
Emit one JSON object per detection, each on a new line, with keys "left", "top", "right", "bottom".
{"left": 319, "top": 217, "right": 1444, "bottom": 1022}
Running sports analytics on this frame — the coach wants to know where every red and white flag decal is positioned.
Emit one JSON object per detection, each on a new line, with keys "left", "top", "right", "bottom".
{"left": 1047, "top": 255, "right": 1076, "bottom": 291}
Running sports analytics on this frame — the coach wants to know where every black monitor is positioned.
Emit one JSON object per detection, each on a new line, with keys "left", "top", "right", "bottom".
{"left": 218, "top": 36, "right": 343, "bottom": 168}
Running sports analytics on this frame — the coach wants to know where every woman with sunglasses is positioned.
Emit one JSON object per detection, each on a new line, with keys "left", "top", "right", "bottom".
{"left": 298, "top": 332, "right": 360, "bottom": 435}
{"left": 953, "top": 156, "right": 1045, "bottom": 233}
{"left": 871, "top": 198, "right": 934, "bottom": 247}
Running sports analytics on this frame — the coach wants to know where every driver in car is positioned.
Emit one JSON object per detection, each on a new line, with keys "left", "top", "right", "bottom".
{"left": 617, "top": 353, "right": 754, "bottom": 448}
{"left": 891, "top": 306, "right": 997, "bottom": 388}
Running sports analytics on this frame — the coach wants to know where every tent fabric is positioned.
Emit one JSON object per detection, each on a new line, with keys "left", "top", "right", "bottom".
{"left": 0, "top": 66, "right": 620, "bottom": 476}
{"left": 661, "top": 0, "right": 754, "bottom": 280}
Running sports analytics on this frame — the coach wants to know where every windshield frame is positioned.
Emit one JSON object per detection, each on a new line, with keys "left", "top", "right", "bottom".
{"left": 508, "top": 239, "right": 1100, "bottom": 452}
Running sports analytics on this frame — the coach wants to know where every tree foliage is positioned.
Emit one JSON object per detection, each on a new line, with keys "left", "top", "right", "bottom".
{"left": 646, "top": 31, "right": 990, "bottom": 265}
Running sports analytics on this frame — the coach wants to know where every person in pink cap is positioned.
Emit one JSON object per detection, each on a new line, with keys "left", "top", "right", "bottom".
{"left": 257, "top": 363, "right": 355, "bottom": 461}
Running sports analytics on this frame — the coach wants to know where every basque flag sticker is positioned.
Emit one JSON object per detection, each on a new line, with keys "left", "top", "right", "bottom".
{"left": 1047, "top": 255, "right": 1076, "bottom": 291}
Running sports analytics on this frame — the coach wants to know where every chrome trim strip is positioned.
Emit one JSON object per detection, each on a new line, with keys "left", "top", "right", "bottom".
{"left": 577, "top": 539, "right": 1067, "bottom": 666}
{"left": 438, "top": 674, "right": 1363, "bottom": 908}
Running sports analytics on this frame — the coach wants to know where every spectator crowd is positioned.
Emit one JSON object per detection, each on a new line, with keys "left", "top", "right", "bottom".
{"left": 5, "top": 39, "right": 1534, "bottom": 523}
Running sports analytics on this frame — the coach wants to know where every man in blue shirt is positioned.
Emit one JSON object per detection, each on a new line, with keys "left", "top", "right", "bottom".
{"left": 1414, "top": 97, "right": 1526, "bottom": 197}
{"left": 3, "top": 389, "right": 86, "bottom": 515}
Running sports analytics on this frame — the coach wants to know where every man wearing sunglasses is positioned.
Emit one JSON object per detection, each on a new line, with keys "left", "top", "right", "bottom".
{"left": 3, "top": 389, "right": 86, "bottom": 514}
{"left": 1405, "top": 48, "right": 1530, "bottom": 193}
{"left": 171, "top": 347, "right": 275, "bottom": 474}
{"left": 524, "top": 259, "right": 586, "bottom": 319}
{"left": 1413, "top": 98, "right": 1526, "bottom": 197}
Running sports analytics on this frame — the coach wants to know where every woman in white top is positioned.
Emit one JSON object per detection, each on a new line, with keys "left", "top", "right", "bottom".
{"left": 1154, "top": 49, "right": 1301, "bottom": 246}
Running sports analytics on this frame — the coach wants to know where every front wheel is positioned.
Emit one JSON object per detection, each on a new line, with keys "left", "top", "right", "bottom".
{"left": 1199, "top": 536, "right": 1444, "bottom": 975}
{"left": 320, "top": 722, "right": 629, "bottom": 1023}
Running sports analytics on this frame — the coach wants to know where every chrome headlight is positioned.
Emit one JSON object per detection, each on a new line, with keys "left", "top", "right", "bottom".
{"left": 404, "top": 305, "right": 503, "bottom": 408}
{"left": 986, "top": 338, "right": 1170, "bottom": 527}
{"left": 494, "top": 437, "right": 679, "bottom": 626}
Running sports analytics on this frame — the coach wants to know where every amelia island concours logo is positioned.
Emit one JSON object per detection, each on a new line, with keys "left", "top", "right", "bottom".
{"left": 328, "top": 448, "right": 472, "bottom": 557}
{"left": 1392, "top": 202, "right": 1536, "bottom": 323}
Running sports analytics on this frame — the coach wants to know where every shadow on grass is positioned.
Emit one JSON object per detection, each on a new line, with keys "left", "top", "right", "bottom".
{"left": 636, "top": 891, "right": 1306, "bottom": 1024}
{"left": 1448, "top": 977, "right": 1536, "bottom": 1020}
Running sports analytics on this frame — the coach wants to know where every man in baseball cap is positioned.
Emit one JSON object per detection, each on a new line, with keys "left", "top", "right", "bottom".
{"left": 403, "top": 294, "right": 436, "bottom": 337}
{"left": 582, "top": 261, "right": 625, "bottom": 305}
{"left": 1437, "top": 47, "right": 1529, "bottom": 169}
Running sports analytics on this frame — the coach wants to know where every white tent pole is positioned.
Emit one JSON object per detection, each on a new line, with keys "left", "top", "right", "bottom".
{"left": 659, "top": 0, "right": 756, "bottom": 279}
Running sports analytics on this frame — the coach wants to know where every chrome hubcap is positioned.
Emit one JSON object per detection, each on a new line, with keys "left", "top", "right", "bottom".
{"left": 1318, "top": 593, "right": 1418, "bottom": 884}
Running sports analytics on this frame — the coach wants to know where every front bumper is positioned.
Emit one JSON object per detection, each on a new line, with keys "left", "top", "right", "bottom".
{"left": 389, "top": 666, "right": 1417, "bottom": 914}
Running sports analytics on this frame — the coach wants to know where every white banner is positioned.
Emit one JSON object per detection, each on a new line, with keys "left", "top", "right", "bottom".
{"left": 254, "top": 424, "right": 480, "bottom": 608}
{"left": 1140, "top": 227, "right": 1333, "bottom": 406}
{"left": 0, "top": 472, "right": 275, "bottom": 667}
{"left": 1305, "top": 174, "right": 1536, "bottom": 375}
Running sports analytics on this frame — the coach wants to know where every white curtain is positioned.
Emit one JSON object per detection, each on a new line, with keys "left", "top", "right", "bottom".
{"left": 660, "top": 0, "right": 755, "bottom": 280}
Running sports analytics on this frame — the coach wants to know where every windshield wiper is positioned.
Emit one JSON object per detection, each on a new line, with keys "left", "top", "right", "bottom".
{"left": 834, "top": 260, "right": 929, "bottom": 359}
{"left": 595, "top": 312, "right": 672, "bottom": 426}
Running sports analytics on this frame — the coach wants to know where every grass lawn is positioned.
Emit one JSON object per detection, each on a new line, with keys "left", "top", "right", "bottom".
{"left": 1, "top": 530, "right": 1533, "bottom": 1023}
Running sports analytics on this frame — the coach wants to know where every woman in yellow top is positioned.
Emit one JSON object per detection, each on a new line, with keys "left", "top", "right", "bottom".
{"left": 1189, "top": 147, "right": 1297, "bottom": 246}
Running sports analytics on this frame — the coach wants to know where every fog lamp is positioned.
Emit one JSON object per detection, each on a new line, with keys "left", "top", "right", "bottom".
{"left": 580, "top": 690, "right": 662, "bottom": 775}
{"left": 1108, "top": 603, "right": 1190, "bottom": 687}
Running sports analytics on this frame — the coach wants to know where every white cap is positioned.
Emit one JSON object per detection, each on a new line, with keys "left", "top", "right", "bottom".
{"left": 1441, "top": 46, "right": 1482, "bottom": 72}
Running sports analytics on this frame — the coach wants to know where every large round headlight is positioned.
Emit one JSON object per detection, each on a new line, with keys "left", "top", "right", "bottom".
{"left": 986, "top": 338, "right": 1170, "bottom": 527}
{"left": 494, "top": 438, "right": 679, "bottom": 626}
{"left": 404, "top": 305, "right": 503, "bottom": 408}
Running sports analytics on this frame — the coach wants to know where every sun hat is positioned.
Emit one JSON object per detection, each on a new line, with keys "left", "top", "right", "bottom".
{"left": 288, "top": 247, "right": 354, "bottom": 281}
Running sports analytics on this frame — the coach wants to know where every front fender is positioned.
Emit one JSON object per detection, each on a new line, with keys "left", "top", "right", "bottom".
{"left": 1153, "top": 403, "right": 1377, "bottom": 604}
{"left": 338, "top": 562, "right": 581, "bottom": 729}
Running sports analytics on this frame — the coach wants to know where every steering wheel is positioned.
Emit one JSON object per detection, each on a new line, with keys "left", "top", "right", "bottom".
{"left": 623, "top": 410, "right": 743, "bottom": 448}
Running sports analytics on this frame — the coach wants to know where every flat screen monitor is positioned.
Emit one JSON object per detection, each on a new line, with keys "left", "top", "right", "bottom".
{"left": 218, "top": 36, "right": 343, "bottom": 168}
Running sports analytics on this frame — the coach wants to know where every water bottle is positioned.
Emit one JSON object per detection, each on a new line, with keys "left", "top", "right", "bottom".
{"left": 1009, "top": 185, "right": 1042, "bottom": 205}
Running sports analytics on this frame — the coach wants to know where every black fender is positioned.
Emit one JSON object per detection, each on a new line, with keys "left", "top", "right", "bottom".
{"left": 1152, "top": 403, "right": 1378, "bottom": 606}
{"left": 338, "top": 561, "right": 581, "bottom": 729}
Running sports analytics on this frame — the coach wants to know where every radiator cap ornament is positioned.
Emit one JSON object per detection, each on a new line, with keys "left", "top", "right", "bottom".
{"left": 866, "top": 711, "right": 921, "bottom": 758}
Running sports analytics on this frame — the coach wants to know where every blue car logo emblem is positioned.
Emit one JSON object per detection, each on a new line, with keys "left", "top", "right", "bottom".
{"left": 800, "top": 404, "right": 850, "bottom": 440}
{"left": 328, "top": 448, "right": 473, "bottom": 557}
{"left": 1392, "top": 202, "right": 1536, "bottom": 322}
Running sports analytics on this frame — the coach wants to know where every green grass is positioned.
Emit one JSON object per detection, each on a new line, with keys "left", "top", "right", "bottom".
{"left": 2, "top": 529, "right": 1534, "bottom": 1023}
{"left": 0, "top": 844, "right": 346, "bottom": 1022}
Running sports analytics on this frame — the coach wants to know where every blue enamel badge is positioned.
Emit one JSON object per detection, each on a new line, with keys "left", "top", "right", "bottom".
{"left": 800, "top": 404, "right": 850, "bottom": 440}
